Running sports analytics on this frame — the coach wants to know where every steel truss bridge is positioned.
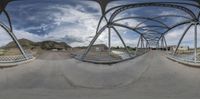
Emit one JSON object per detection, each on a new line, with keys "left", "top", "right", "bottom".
{"left": 0, "top": 0, "right": 34, "bottom": 65}
{"left": 1, "top": 0, "right": 200, "bottom": 66}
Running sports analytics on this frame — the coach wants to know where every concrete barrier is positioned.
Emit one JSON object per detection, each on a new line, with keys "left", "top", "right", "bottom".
{"left": 167, "top": 55, "right": 200, "bottom": 67}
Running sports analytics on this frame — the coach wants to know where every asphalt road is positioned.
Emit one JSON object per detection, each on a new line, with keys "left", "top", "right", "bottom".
{"left": 37, "top": 51, "right": 72, "bottom": 60}
{"left": 0, "top": 51, "right": 200, "bottom": 99}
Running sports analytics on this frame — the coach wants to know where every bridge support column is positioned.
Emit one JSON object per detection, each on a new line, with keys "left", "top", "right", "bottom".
{"left": 112, "top": 27, "right": 132, "bottom": 57}
{"left": 173, "top": 24, "right": 193, "bottom": 55}
{"left": 81, "top": 25, "right": 107, "bottom": 60}
{"left": 194, "top": 23, "right": 198, "bottom": 63}
{"left": 160, "top": 36, "right": 167, "bottom": 51}
{"left": 135, "top": 35, "right": 142, "bottom": 55}
{"left": 161, "top": 37, "right": 163, "bottom": 50}
{"left": 108, "top": 27, "right": 111, "bottom": 55}
{"left": 163, "top": 36, "right": 168, "bottom": 51}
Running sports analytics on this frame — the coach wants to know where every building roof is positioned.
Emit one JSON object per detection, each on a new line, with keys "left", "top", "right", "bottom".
{"left": 92, "top": 44, "right": 108, "bottom": 48}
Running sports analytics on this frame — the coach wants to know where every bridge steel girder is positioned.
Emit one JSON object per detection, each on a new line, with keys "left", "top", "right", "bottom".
{"left": 108, "top": 3, "right": 197, "bottom": 22}
{"left": 79, "top": 0, "right": 200, "bottom": 63}
{"left": 0, "top": 0, "right": 29, "bottom": 60}
{"left": 173, "top": 24, "right": 193, "bottom": 55}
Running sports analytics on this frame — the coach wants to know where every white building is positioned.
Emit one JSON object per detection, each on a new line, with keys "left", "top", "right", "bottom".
{"left": 168, "top": 45, "right": 189, "bottom": 51}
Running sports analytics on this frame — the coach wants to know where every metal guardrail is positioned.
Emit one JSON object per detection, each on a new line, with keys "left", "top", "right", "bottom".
{"left": 167, "top": 52, "right": 200, "bottom": 67}
{"left": 0, "top": 53, "right": 33, "bottom": 63}
{"left": 168, "top": 55, "right": 200, "bottom": 64}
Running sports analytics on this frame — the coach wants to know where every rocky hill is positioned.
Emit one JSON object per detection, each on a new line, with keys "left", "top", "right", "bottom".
{"left": 3, "top": 39, "right": 71, "bottom": 50}
{"left": 37, "top": 40, "right": 71, "bottom": 50}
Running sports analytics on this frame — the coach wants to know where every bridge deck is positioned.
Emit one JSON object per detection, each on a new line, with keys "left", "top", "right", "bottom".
{"left": 0, "top": 51, "right": 199, "bottom": 99}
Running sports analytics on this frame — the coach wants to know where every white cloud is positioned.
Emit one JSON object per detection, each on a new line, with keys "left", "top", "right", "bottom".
{"left": 2, "top": 1, "right": 199, "bottom": 49}
{"left": 0, "top": 29, "right": 13, "bottom": 47}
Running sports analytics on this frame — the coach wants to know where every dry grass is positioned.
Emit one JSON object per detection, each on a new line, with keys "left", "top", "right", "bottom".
{"left": 0, "top": 49, "right": 5, "bottom": 56}
{"left": 3, "top": 48, "right": 21, "bottom": 56}
{"left": 0, "top": 47, "right": 43, "bottom": 57}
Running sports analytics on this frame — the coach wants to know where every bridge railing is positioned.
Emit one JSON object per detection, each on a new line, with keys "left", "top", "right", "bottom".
{"left": 0, "top": 52, "right": 33, "bottom": 63}
{"left": 167, "top": 52, "right": 200, "bottom": 65}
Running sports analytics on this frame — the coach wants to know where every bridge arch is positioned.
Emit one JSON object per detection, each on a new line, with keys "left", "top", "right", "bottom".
{"left": 79, "top": 0, "right": 200, "bottom": 64}
{"left": 0, "top": 0, "right": 34, "bottom": 65}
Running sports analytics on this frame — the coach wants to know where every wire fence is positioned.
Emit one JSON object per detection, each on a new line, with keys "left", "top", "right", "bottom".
{"left": 0, "top": 53, "right": 33, "bottom": 63}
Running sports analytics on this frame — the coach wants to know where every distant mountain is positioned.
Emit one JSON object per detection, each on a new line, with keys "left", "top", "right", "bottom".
{"left": 3, "top": 39, "right": 71, "bottom": 50}
{"left": 38, "top": 40, "right": 71, "bottom": 50}
{"left": 4, "top": 39, "right": 36, "bottom": 49}
{"left": 74, "top": 44, "right": 108, "bottom": 49}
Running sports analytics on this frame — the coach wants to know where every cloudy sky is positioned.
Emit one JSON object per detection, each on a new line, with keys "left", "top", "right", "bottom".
{"left": 0, "top": 0, "right": 199, "bottom": 47}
